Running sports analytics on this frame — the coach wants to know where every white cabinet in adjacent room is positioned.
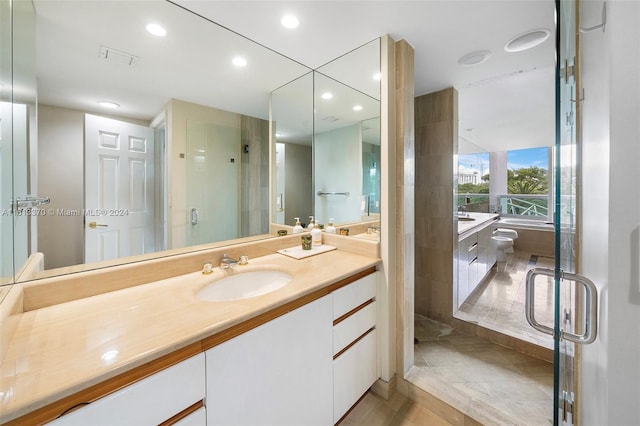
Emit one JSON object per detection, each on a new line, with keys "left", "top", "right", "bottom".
{"left": 457, "top": 222, "right": 497, "bottom": 308}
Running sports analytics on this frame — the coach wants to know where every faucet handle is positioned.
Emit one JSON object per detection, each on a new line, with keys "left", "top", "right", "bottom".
{"left": 202, "top": 262, "right": 213, "bottom": 274}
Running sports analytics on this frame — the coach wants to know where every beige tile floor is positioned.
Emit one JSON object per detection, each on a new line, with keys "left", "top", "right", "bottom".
{"left": 454, "top": 250, "right": 555, "bottom": 350}
{"left": 410, "top": 330, "right": 554, "bottom": 425}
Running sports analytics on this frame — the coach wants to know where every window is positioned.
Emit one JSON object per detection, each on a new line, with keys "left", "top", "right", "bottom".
{"left": 502, "top": 147, "right": 551, "bottom": 218}
{"left": 458, "top": 152, "right": 489, "bottom": 208}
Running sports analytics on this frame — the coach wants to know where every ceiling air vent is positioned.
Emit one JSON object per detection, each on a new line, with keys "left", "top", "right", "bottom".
{"left": 99, "top": 46, "right": 138, "bottom": 67}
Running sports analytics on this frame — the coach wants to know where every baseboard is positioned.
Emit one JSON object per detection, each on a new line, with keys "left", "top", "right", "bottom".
{"left": 370, "top": 374, "right": 397, "bottom": 400}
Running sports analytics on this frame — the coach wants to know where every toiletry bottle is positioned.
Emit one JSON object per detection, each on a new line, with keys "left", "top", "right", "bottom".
{"left": 326, "top": 218, "right": 336, "bottom": 234}
{"left": 293, "top": 217, "right": 303, "bottom": 234}
{"left": 307, "top": 216, "right": 315, "bottom": 230}
{"left": 311, "top": 222, "right": 322, "bottom": 247}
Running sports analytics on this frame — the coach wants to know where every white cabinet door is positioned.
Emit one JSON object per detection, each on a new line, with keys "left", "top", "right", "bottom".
{"left": 333, "top": 329, "right": 377, "bottom": 423}
{"left": 48, "top": 354, "right": 205, "bottom": 426}
{"left": 206, "top": 295, "right": 333, "bottom": 426}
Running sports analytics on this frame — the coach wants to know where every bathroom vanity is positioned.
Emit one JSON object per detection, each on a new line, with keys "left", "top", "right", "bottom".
{"left": 0, "top": 241, "right": 381, "bottom": 425}
{"left": 456, "top": 213, "right": 499, "bottom": 308}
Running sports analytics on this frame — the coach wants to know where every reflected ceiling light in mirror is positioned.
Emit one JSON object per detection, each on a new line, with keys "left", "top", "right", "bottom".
{"left": 275, "top": 132, "right": 282, "bottom": 137}
{"left": 321, "top": 92, "right": 333, "bottom": 100}
{"left": 352, "top": 105, "right": 363, "bottom": 111}
{"left": 97, "top": 101, "right": 119, "bottom": 109}
{"left": 281, "top": 14, "right": 299, "bottom": 29}
{"left": 504, "top": 29, "right": 550, "bottom": 52}
{"left": 232, "top": 56, "right": 248, "bottom": 67}
{"left": 457, "top": 50, "right": 492, "bottom": 66}
{"left": 372, "top": 72, "right": 382, "bottom": 81}
{"left": 146, "top": 23, "right": 167, "bottom": 37}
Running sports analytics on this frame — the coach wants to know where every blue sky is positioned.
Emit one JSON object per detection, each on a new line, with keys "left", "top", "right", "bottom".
{"left": 459, "top": 147, "right": 549, "bottom": 175}
{"left": 507, "top": 147, "right": 549, "bottom": 170}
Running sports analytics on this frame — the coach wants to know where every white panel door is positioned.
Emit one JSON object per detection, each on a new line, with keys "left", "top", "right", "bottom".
{"left": 84, "top": 114, "right": 154, "bottom": 263}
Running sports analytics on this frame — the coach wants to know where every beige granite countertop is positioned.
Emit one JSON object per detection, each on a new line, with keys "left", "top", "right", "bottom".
{"left": 457, "top": 212, "right": 499, "bottom": 238}
{"left": 0, "top": 250, "right": 379, "bottom": 423}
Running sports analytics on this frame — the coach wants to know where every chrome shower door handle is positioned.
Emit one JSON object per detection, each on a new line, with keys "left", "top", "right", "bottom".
{"left": 525, "top": 267, "right": 555, "bottom": 336}
{"left": 560, "top": 271, "right": 598, "bottom": 344}
{"left": 525, "top": 267, "right": 598, "bottom": 344}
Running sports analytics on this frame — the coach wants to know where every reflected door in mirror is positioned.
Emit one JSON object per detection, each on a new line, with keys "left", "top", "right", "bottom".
{"left": 84, "top": 114, "right": 156, "bottom": 263}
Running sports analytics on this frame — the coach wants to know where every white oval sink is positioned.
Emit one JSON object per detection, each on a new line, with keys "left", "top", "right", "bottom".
{"left": 196, "top": 270, "right": 292, "bottom": 302}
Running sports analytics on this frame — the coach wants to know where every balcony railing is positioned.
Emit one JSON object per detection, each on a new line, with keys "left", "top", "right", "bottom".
{"left": 498, "top": 194, "right": 549, "bottom": 218}
{"left": 456, "top": 193, "right": 578, "bottom": 225}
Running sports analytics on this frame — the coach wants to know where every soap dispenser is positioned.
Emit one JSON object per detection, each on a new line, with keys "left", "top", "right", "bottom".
{"left": 293, "top": 217, "right": 303, "bottom": 234}
{"left": 311, "top": 222, "right": 322, "bottom": 247}
{"left": 326, "top": 218, "right": 336, "bottom": 234}
{"left": 307, "top": 216, "right": 315, "bottom": 230}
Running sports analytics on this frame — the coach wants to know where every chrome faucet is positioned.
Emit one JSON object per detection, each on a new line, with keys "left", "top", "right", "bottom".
{"left": 220, "top": 253, "right": 239, "bottom": 269}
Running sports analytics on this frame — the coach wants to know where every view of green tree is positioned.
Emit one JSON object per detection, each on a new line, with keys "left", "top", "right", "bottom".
{"left": 507, "top": 166, "right": 548, "bottom": 194}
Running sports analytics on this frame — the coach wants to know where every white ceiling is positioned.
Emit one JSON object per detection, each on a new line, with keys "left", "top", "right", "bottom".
{"left": 33, "top": 0, "right": 556, "bottom": 154}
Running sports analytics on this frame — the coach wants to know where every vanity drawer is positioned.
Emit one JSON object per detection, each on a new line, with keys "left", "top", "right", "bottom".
{"left": 172, "top": 406, "right": 206, "bottom": 426}
{"left": 47, "top": 353, "right": 205, "bottom": 425}
{"left": 333, "top": 301, "right": 376, "bottom": 355}
{"left": 333, "top": 273, "right": 377, "bottom": 320}
{"left": 333, "top": 328, "right": 377, "bottom": 423}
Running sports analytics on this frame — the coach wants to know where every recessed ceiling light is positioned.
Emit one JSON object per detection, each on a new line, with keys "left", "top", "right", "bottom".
{"left": 372, "top": 72, "right": 382, "bottom": 81}
{"left": 321, "top": 92, "right": 333, "bottom": 100}
{"left": 457, "top": 50, "right": 492, "bottom": 66}
{"left": 504, "top": 29, "right": 551, "bottom": 52}
{"left": 98, "top": 101, "right": 119, "bottom": 109}
{"left": 276, "top": 132, "right": 282, "bottom": 137}
{"left": 353, "top": 105, "right": 363, "bottom": 111}
{"left": 281, "top": 14, "right": 299, "bottom": 29}
{"left": 232, "top": 56, "right": 247, "bottom": 67}
{"left": 146, "top": 23, "right": 167, "bottom": 37}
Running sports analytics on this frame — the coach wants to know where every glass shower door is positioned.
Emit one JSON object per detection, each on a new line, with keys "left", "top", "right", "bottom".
{"left": 526, "top": 1, "right": 599, "bottom": 424}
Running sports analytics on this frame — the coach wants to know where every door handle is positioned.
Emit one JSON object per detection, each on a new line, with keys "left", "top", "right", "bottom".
{"left": 525, "top": 267, "right": 598, "bottom": 344}
{"left": 191, "top": 208, "right": 198, "bottom": 225}
{"left": 88, "top": 221, "right": 108, "bottom": 228}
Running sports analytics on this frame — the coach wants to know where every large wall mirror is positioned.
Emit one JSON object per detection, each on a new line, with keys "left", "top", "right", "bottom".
{"left": 2, "top": 0, "right": 384, "bottom": 288}
{"left": 0, "top": 0, "right": 36, "bottom": 287}
{"left": 1, "top": 0, "right": 313, "bottom": 285}
{"left": 271, "top": 39, "right": 381, "bottom": 236}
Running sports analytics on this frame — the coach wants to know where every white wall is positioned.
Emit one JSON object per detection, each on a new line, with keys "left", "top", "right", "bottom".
{"left": 580, "top": 1, "right": 640, "bottom": 424}
{"left": 489, "top": 151, "right": 507, "bottom": 209}
{"left": 284, "top": 143, "right": 312, "bottom": 226}
{"left": 38, "top": 105, "right": 85, "bottom": 269}
{"left": 314, "top": 124, "right": 362, "bottom": 225}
